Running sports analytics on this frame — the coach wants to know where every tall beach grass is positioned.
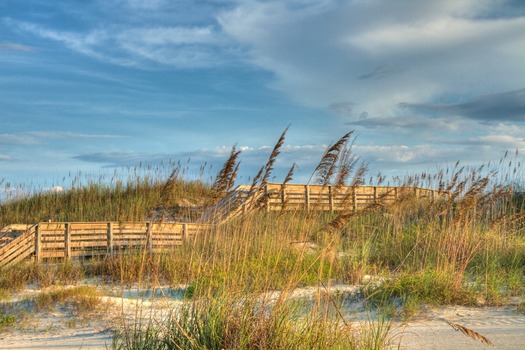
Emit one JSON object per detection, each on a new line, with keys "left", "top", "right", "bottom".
{"left": 1, "top": 131, "right": 524, "bottom": 349}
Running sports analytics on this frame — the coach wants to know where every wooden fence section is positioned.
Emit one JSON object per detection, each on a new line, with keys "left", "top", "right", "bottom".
{"left": 200, "top": 183, "right": 448, "bottom": 224}
{"left": 262, "top": 183, "right": 447, "bottom": 213}
{"left": 0, "top": 221, "right": 209, "bottom": 267}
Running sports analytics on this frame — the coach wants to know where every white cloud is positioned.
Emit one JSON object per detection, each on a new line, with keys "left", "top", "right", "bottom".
{"left": 356, "top": 144, "right": 438, "bottom": 164}
{"left": 218, "top": 0, "right": 525, "bottom": 117}
{"left": 46, "top": 186, "right": 65, "bottom": 193}
{"left": 467, "top": 135, "right": 525, "bottom": 149}
{"left": 346, "top": 16, "right": 524, "bottom": 55}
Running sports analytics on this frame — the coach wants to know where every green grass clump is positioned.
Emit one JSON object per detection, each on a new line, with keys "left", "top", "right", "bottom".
{"left": 0, "top": 261, "right": 86, "bottom": 292}
{"left": 364, "top": 269, "right": 477, "bottom": 319}
{"left": 0, "top": 314, "right": 17, "bottom": 329}
{"left": 113, "top": 286, "right": 396, "bottom": 350}
{"left": 34, "top": 286, "right": 102, "bottom": 314}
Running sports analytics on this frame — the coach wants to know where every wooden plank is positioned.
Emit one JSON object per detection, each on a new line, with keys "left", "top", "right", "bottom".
{"left": 1, "top": 241, "right": 33, "bottom": 266}
{"left": 107, "top": 222, "right": 113, "bottom": 256}
{"left": 3, "top": 244, "right": 34, "bottom": 266}
{"left": 0, "top": 232, "right": 33, "bottom": 256}
{"left": 34, "top": 224, "right": 41, "bottom": 262}
{"left": 0, "top": 225, "right": 36, "bottom": 265}
{"left": 71, "top": 234, "right": 109, "bottom": 241}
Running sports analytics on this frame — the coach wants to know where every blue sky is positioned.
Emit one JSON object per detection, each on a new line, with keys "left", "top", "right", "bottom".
{"left": 1, "top": 0, "right": 524, "bottom": 192}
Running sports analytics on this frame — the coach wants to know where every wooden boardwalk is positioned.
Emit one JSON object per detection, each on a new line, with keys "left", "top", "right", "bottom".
{"left": 0, "top": 183, "right": 446, "bottom": 267}
{"left": 202, "top": 183, "right": 445, "bottom": 223}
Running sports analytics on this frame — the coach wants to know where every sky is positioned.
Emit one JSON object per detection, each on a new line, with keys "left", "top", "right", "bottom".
{"left": 1, "top": 0, "right": 525, "bottom": 193}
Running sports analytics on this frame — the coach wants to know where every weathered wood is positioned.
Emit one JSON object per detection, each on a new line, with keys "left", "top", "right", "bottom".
{"left": 107, "top": 222, "right": 113, "bottom": 256}
{"left": 0, "top": 233, "right": 34, "bottom": 267}
{"left": 35, "top": 224, "right": 41, "bottom": 262}
{"left": 304, "top": 185, "right": 310, "bottom": 211}
{"left": 64, "top": 223, "right": 71, "bottom": 259}
{"left": 146, "top": 222, "right": 152, "bottom": 253}
{"left": 328, "top": 186, "right": 334, "bottom": 212}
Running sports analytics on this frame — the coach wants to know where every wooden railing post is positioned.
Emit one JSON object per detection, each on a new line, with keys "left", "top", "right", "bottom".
{"left": 328, "top": 186, "right": 334, "bottom": 212}
{"left": 64, "top": 223, "right": 71, "bottom": 260}
{"left": 146, "top": 222, "right": 152, "bottom": 253}
{"left": 107, "top": 222, "right": 113, "bottom": 256}
{"left": 373, "top": 186, "right": 378, "bottom": 202}
{"left": 352, "top": 189, "right": 357, "bottom": 212}
{"left": 182, "top": 223, "right": 187, "bottom": 243}
{"left": 265, "top": 185, "right": 270, "bottom": 213}
{"left": 281, "top": 187, "right": 286, "bottom": 209}
{"left": 35, "top": 223, "right": 41, "bottom": 262}
{"left": 305, "top": 185, "right": 310, "bottom": 211}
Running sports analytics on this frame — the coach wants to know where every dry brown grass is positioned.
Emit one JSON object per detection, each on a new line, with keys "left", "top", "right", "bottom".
{"left": 446, "top": 320, "right": 494, "bottom": 346}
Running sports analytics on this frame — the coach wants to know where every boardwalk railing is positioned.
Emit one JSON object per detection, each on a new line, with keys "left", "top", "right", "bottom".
{"left": 263, "top": 183, "right": 446, "bottom": 212}
{"left": 201, "top": 183, "right": 447, "bottom": 223}
{"left": 0, "top": 183, "right": 447, "bottom": 267}
{"left": 0, "top": 221, "right": 209, "bottom": 268}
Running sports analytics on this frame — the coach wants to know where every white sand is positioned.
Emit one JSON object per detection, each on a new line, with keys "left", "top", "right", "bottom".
{"left": 1, "top": 286, "right": 524, "bottom": 350}
{"left": 395, "top": 305, "right": 525, "bottom": 349}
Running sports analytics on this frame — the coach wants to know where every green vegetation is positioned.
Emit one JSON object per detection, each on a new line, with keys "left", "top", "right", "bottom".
{"left": 1, "top": 131, "right": 524, "bottom": 348}
{"left": 0, "top": 314, "right": 17, "bottom": 330}
{"left": 33, "top": 286, "right": 102, "bottom": 314}
{"left": 0, "top": 164, "right": 213, "bottom": 225}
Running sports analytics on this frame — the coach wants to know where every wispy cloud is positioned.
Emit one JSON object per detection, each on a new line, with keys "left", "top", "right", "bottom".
{"left": 464, "top": 134, "right": 525, "bottom": 149}
{"left": 356, "top": 144, "right": 440, "bottom": 164}
{"left": 0, "top": 42, "right": 34, "bottom": 52}
{"left": 348, "top": 115, "right": 463, "bottom": 132}
{"left": 5, "top": 16, "right": 234, "bottom": 68}
{"left": 0, "top": 131, "right": 124, "bottom": 145}
{"left": 124, "top": 0, "right": 167, "bottom": 10}
{"left": 399, "top": 89, "right": 525, "bottom": 122}
{"left": 358, "top": 65, "right": 399, "bottom": 80}
{"left": 73, "top": 143, "right": 328, "bottom": 181}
